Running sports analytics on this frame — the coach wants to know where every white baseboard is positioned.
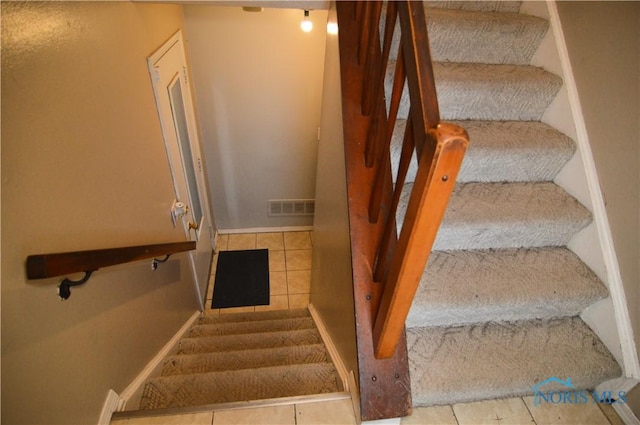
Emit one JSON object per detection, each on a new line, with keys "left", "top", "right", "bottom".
{"left": 98, "top": 389, "right": 121, "bottom": 425}
{"left": 349, "top": 370, "right": 362, "bottom": 425}
{"left": 547, "top": 1, "right": 640, "bottom": 379}
{"left": 118, "top": 310, "right": 201, "bottom": 410}
{"left": 308, "top": 303, "right": 351, "bottom": 392}
{"left": 596, "top": 377, "right": 640, "bottom": 425}
{"left": 362, "top": 418, "right": 402, "bottom": 425}
{"left": 614, "top": 403, "right": 640, "bottom": 425}
{"left": 218, "top": 226, "right": 314, "bottom": 235}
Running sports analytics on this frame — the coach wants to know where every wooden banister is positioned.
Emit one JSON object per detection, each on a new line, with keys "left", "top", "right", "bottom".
{"left": 26, "top": 241, "right": 196, "bottom": 299}
{"left": 373, "top": 124, "right": 468, "bottom": 357}
{"left": 355, "top": 0, "right": 469, "bottom": 360}
{"left": 337, "top": 0, "right": 468, "bottom": 418}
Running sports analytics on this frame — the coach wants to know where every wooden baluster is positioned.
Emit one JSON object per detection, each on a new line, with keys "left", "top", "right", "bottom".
{"left": 373, "top": 124, "right": 469, "bottom": 359}
{"left": 367, "top": 46, "right": 405, "bottom": 221}
{"left": 380, "top": 1, "right": 399, "bottom": 134}
{"left": 355, "top": 1, "right": 364, "bottom": 21}
{"left": 398, "top": 1, "right": 439, "bottom": 158}
{"left": 374, "top": 110, "right": 415, "bottom": 283}
{"left": 364, "top": 2, "right": 398, "bottom": 168}
{"left": 361, "top": 2, "right": 383, "bottom": 119}
{"left": 358, "top": 2, "right": 372, "bottom": 66}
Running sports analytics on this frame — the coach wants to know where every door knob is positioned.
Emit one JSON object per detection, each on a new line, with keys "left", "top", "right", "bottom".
{"left": 188, "top": 222, "right": 199, "bottom": 231}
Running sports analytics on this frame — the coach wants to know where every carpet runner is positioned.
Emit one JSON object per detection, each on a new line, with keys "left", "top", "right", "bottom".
{"left": 388, "top": 0, "right": 621, "bottom": 407}
{"left": 137, "top": 309, "right": 342, "bottom": 410}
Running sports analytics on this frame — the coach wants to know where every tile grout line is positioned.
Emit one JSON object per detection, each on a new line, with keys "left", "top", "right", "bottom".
{"left": 450, "top": 403, "right": 460, "bottom": 425}
{"left": 521, "top": 396, "right": 538, "bottom": 425}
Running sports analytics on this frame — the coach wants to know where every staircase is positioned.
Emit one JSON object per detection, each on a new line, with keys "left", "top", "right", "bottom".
{"left": 390, "top": 1, "right": 622, "bottom": 406}
{"left": 135, "top": 309, "right": 343, "bottom": 410}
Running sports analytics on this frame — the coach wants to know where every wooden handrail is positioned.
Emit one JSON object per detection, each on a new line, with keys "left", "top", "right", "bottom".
{"left": 26, "top": 241, "right": 196, "bottom": 299}
{"left": 337, "top": 1, "right": 468, "bottom": 418}
{"left": 348, "top": 1, "right": 470, "bottom": 358}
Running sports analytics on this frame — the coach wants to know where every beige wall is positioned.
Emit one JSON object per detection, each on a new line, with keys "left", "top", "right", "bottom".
{"left": 309, "top": 4, "right": 358, "bottom": 378}
{"left": 1, "top": 2, "right": 201, "bottom": 424}
{"left": 555, "top": 0, "right": 640, "bottom": 408}
{"left": 183, "top": 5, "right": 327, "bottom": 230}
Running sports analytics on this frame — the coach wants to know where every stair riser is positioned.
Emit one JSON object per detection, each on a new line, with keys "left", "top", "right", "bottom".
{"left": 161, "top": 345, "right": 330, "bottom": 376}
{"left": 424, "top": 1, "right": 522, "bottom": 13}
{"left": 140, "top": 363, "right": 340, "bottom": 409}
{"left": 197, "top": 308, "right": 310, "bottom": 325}
{"left": 177, "top": 329, "right": 323, "bottom": 355}
{"left": 189, "top": 317, "right": 315, "bottom": 338}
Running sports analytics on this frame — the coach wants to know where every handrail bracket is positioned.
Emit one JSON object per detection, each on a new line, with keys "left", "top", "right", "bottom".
{"left": 58, "top": 270, "right": 94, "bottom": 300}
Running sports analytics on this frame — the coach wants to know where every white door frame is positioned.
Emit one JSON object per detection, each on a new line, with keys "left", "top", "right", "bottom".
{"left": 148, "top": 30, "right": 214, "bottom": 310}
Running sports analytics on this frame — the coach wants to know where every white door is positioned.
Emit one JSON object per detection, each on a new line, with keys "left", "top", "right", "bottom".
{"left": 148, "top": 30, "right": 213, "bottom": 310}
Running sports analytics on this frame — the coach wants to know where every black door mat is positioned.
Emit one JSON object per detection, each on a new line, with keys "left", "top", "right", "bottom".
{"left": 212, "top": 249, "right": 270, "bottom": 309}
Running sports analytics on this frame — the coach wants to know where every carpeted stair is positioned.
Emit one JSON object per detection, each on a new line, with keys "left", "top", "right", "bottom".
{"left": 389, "top": 1, "right": 622, "bottom": 406}
{"left": 137, "top": 308, "right": 342, "bottom": 410}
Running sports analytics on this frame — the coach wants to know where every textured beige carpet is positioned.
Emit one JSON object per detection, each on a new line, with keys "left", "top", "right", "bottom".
{"left": 386, "top": 0, "right": 622, "bottom": 406}
{"left": 139, "top": 309, "right": 342, "bottom": 410}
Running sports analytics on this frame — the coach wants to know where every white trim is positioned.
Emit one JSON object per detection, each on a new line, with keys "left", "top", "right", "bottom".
{"left": 349, "top": 371, "right": 362, "bottom": 425}
{"left": 113, "top": 392, "right": 351, "bottom": 421}
{"left": 98, "top": 389, "right": 122, "bottom": 425}
{"left": 596, "top": 375, "right": 639, "bottom": 421}
{"left": 596, "top": 377, "right": 639, "bottom": 396}
{"left": 547, "top": 0, "right": 640, "bottom": 379}
{"left": 614, "top": 403, "right": 640, "bottom": 425}
{"left": 362, "top": 419, "right": 402, "bottom": 425}
{"left": 308, "top": 303, "right": 351, "bottom": 392}
{"left": 218, "top": 226, "right": 315, "bottom": 235}
{"left": 118, "top": 311, "right": 201, "bottom": 410}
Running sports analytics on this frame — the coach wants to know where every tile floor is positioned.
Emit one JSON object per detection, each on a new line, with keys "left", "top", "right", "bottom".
{"left": 111, "top": 396, "right": 624, "bottom": 425}
{"left": 205, "top": 231, "right": 313, "bottom": 314}
{"left": 112, "top": 231, "right": 627, "bottom": 425}
{"left": 111, "top": 398, "right": 357, "bottom": 425}
{"left": 403, "top": 396, "right": 624, "bottom": 425}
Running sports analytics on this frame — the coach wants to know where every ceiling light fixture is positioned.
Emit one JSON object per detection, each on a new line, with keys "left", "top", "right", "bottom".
{"left": 327, "top": 21, "right": 338, "bottom": 35}
{"left": 301, "top": 10, "right": 313, "bottom": 32}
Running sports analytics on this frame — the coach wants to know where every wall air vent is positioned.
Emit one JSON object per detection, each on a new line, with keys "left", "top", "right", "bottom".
{"left": 268, "top": 199, "right": 315, "bottom": 217}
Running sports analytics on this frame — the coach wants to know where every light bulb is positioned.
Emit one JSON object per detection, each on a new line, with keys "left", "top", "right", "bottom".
{"left": 327, "top": 22, "right": 338, "bottom": 35}
{"left": 301, "top": 10, "right": 313, "bottom": 32}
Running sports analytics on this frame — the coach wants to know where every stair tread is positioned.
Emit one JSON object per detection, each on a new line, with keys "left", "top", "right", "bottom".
{"left": 425, "top": 0, "right": 522, "bottom": 13}
{"left": 426, "top": 8, "right": 548, "bottom": 65}
{"left": 407, "top": 316, "right": 622, "bottom": 406}
{"left": 140, "top": 363, "right": 341, "bottom": 409}
{"left": 198, "top": 308, "right": 310, "bottom": 325}
{"left": 407, "top": 247, "right": 608, "bottom": 328}
{"left": 399, "top": 182, "right": 591, "bottom": 251}
{"left": 387, "top": 7, "right": 547, "bottom": 65}
{"left": 435, "top": 62, "right": 563, "bottom": 121}
{"left": 177, "top": 328, "right": 322, "bottom": 355}
{"left": 389, "top": 62, "right": 563, "bottom": 122}
{"left": 161, "top": 344, "right": 331, "bottom": 376}
{"left": 189, "top": 316, "right": 315, "bottom": 338}
{"left": 392, "top": 120, "right": 575, "bottom": 183}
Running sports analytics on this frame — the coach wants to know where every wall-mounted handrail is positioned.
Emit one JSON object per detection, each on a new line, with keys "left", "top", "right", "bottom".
{"left": 26, "top": 241, "right": 196, "bottom": 299}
